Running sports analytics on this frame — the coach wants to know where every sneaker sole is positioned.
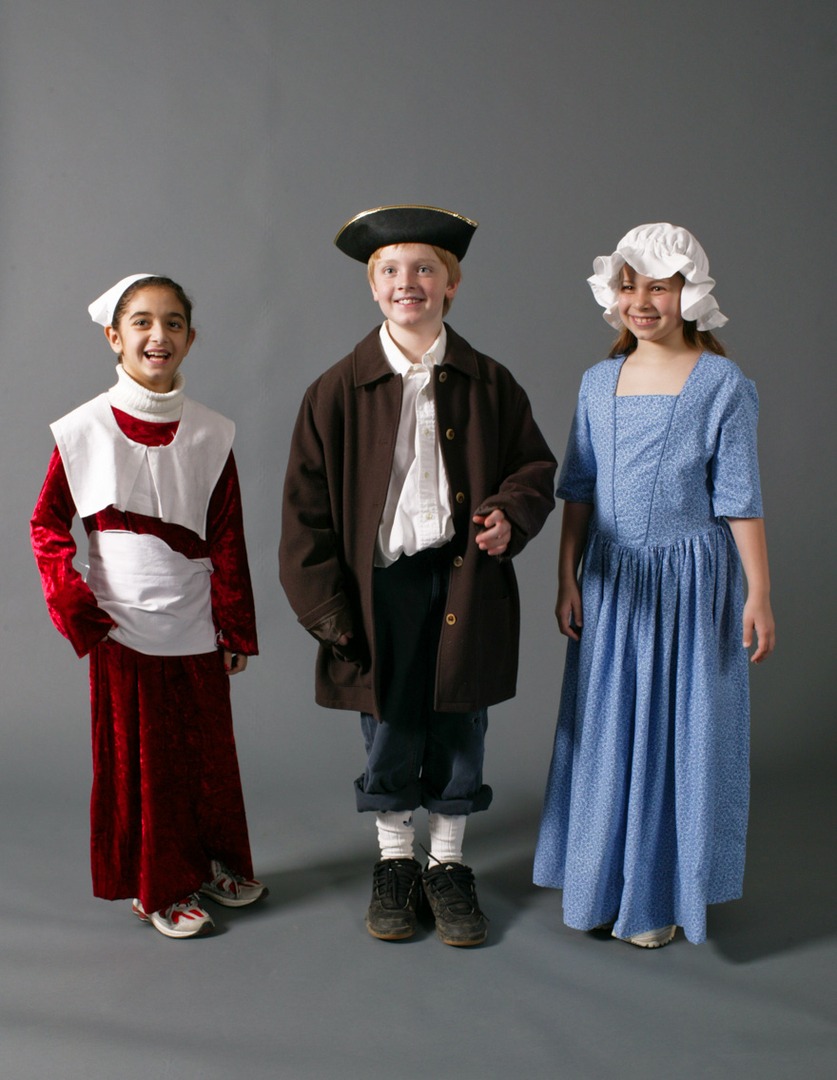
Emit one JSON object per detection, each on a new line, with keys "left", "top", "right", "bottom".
{"left": 435, "top": 927, "right": 488, "bottom": 948}
{"left": 365, "top": 920, "right": 416, "bottom": 941}
{"left": 148, "top": 915, "right": 214, "bottom": 939}
{"left": 617, "top": 926, "right": 677, "bottom": 949}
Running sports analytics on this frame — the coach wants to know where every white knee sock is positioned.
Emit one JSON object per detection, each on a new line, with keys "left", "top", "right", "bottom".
{"left": 428, "top": 813, "right": 467, "bottom": 865}
{"left": 375, "top": 811, "right": 415, "bottom": 860}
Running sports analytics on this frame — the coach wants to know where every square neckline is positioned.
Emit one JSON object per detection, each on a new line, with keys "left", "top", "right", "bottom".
{"left": 614, "top": 352, "right": 705, "bottom": 399}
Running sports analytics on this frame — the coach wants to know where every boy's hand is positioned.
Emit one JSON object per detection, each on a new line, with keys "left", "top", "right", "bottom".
{"left": 224, "top": 649, "right": 248, "bottom": 675}
{"left": 473, "top": 508, "right": 510, "bottom": 557}
{"left": 310, "top": 608, "right": 354, "bottom": 646}
{"left": 308, "top": 608, "right": 361, "bottom": 666}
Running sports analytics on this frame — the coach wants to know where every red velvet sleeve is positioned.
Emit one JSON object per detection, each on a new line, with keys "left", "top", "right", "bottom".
{"left": 206, "top": 452, "right": 259, "bottom": 656}
{"left": 30, "top": 449, "right": 116, "bottom": 657}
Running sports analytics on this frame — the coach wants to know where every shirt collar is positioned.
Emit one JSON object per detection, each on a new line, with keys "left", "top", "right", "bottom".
{"left": 378, "top": 322, "right": 447, "bottom": 375}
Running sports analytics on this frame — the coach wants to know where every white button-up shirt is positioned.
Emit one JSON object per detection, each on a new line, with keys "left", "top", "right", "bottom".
{"left": 375, "top": 322, "right": 455, "bottom": 567}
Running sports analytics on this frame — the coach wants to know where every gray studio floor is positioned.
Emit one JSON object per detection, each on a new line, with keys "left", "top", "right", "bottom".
{"left": 2, "top": 735, "right": 835, "bottom": 1080}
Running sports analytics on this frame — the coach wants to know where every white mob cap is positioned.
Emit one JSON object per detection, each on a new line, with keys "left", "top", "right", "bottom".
{"left": 587, "top": 223, "right": 727, "bottom": 331}
{"left": 88, "top": 274, "right": 156, "bottom": 326}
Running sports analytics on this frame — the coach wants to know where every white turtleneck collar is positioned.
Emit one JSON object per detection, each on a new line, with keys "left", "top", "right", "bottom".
{"left": 106, "top": 364, "right": 185, "bottom": 422}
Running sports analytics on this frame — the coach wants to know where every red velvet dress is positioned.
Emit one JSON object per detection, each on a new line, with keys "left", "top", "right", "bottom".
{"left": 31, "top": 408, "right": 259, "bottom": 914}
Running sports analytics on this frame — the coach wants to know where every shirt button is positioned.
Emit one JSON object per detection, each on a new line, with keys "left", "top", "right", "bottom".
{"left": 445, "top": 613, "right": 457, "bottom": 625}
{"left": 445, "top": 428, "right": 455, "bottom": 440}
{"left": 455, "top": 491, "right": 465, "bottom": 504}
{"left": 438, "top": 370, "right": 448, "bottom": 383}
{"left": 453, "top": 556, "right": 464, "bottom": 568}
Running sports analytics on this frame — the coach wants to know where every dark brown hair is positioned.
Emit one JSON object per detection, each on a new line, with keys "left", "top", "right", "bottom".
{"left": 111, "top": 276, "right": 194, "bottom": 331}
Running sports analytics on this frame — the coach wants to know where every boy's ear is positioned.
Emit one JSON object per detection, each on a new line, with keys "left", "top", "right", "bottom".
{"left": 104, "top": 324, "right": 122, "bottom": 356}
{"left": 445, "top": 278, "right": 460, "bottom": 301}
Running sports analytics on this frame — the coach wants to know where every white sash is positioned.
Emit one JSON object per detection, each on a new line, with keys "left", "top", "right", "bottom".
{"left": 87, "top": 531, "right": 216, "bottom": 656}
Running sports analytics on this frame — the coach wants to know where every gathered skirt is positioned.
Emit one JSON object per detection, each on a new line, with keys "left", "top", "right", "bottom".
{"left": 533, "top": 524, "right": 750, "bottom": 944}
{"left": 89, "top": 638, "right": 253, "bottom": 914}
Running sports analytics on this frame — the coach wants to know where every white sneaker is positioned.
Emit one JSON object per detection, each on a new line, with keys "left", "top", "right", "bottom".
{"left": 201, "top": 860, "right": 268, "bottom": 908}
{"left": 132, "top": 894, "right": 214, "bottom": 939}
{"left": 618, "top": 925, "right": 677, "bottom": 949}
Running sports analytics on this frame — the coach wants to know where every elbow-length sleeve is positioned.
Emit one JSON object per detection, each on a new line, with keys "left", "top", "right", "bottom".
{"left": 206, "top": 451, "right": 259, "bottom": 655}
{"left": 30, "top": 448, "right": 116, "bottom": 657}
{"left": 556, "top": 371, "right": 597, "bottom": 503}
{"left": 711, "top": 375, "right": 763, "bottom": 519}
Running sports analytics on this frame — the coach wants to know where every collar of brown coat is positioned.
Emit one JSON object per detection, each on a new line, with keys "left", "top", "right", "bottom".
{"left": 351, "top": 323, "right": 482, "bottom": 388}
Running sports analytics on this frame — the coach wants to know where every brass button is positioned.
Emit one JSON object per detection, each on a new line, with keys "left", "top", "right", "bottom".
{"left": 455, "top": 491, "right": 465, "bottom": 504}
{"left": 445, "top": 613, "right": 457, "bottom": 625}
{"left": 438, "top": 370, "right": 448, "bottom": 383}
{"left": 453, "top": 556, "right": 464, "bottom": 568}
{"left": 445, "top": 428, "right": 455, "bottom": 440}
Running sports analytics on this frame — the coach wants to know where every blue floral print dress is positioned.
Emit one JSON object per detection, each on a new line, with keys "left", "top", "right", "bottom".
{"left": 534, "top": 353, "right": 763, "bottom": 944}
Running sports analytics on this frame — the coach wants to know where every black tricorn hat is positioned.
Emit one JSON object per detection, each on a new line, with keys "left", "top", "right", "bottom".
{"left": 334, "top": 204, "right": 478, "bottom": 263}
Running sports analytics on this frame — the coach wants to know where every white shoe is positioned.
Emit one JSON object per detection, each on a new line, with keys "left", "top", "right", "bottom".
{"left": 132, "top": 894, "right": 214, "bottom": 938}
{"left": 617, "top": 925, "right": 677, "bottom": 949}
{"left": 201, "top": 860, "right": 268, "bottom": 908}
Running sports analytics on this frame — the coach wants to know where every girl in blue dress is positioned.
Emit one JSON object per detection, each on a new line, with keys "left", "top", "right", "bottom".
{"left": 534, "top": 224, "right": 775, "bottom": 946}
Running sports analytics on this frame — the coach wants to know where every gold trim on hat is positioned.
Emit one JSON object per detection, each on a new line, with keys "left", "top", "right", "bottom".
{"left": 334, "top": 204, "right": 479, "bottom": 246}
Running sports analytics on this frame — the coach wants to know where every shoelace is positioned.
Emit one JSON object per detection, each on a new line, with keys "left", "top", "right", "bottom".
{"left": 210, "top": 862, "right": 250, "bottom": 895}
{"left": 424, "top": 862, "right": 486, "bottom": 919}
{"left": 372, "top": 860, "right": 419, "bottom": 908}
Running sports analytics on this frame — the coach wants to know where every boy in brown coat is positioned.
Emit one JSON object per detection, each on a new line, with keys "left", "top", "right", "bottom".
{"left": 280, "top": 206, "right": 555, "bottom": 945}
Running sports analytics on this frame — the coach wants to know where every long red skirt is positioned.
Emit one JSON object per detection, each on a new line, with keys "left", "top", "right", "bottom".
{"left": 89, "top": 639, "right": 254, "bottom": 914}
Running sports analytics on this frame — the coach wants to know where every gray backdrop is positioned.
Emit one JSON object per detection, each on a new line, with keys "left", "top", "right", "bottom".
{"left": 2, "top": 2, "right": 835, "bottom": 1078}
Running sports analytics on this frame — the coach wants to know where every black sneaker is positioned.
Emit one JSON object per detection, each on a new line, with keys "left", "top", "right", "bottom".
{"left": 365, "top": 858, "right": 423, "bottom": 941}
{"left": 422, "top": 862, "right": 488, "bottom": 947}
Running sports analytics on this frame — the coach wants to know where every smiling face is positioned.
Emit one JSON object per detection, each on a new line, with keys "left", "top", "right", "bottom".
{"left": 369, "top": 243, "right": 459, "bottom": 336}
{"left": 617, "top": 267, "right": 685, "bottom": 348}
{"left": 105, "top": 285, "right": 195, "bottom": 392}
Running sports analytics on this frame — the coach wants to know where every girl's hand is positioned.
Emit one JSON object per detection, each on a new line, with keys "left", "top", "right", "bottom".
{"left": 727, "top": 519, "right": 775, "bottom": 664}
{"left": 556, "top": 579, "right": 583, "bottom": 641}
{"left": 224, "top": 649, "right": 248, "bottom": 675}
{"left": 473, "top": 508, "right": 511, "bottom": 556}
{"left": 742, "top": 596, "right": 775, "bottom": 664}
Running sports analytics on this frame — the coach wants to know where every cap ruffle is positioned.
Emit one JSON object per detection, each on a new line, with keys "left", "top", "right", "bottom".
{"left": 588, "top": 223, "right": 727, "bottom": 331}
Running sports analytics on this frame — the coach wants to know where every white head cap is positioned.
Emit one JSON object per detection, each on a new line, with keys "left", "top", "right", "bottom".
{"left": 587, "top": 224, "right": 727, "bottom": 331}
{"left": 88, "top": 274, "right": 156, "bottom": 327}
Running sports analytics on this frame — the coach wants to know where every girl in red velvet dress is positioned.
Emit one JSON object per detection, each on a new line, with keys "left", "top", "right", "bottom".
{"left": 31, "top": 274, "right": 266, "bottom": 938}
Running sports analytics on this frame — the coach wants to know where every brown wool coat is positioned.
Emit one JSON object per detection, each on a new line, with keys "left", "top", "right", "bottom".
{"left": 279, "top": 325, "right": 557, "bottom": 716}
